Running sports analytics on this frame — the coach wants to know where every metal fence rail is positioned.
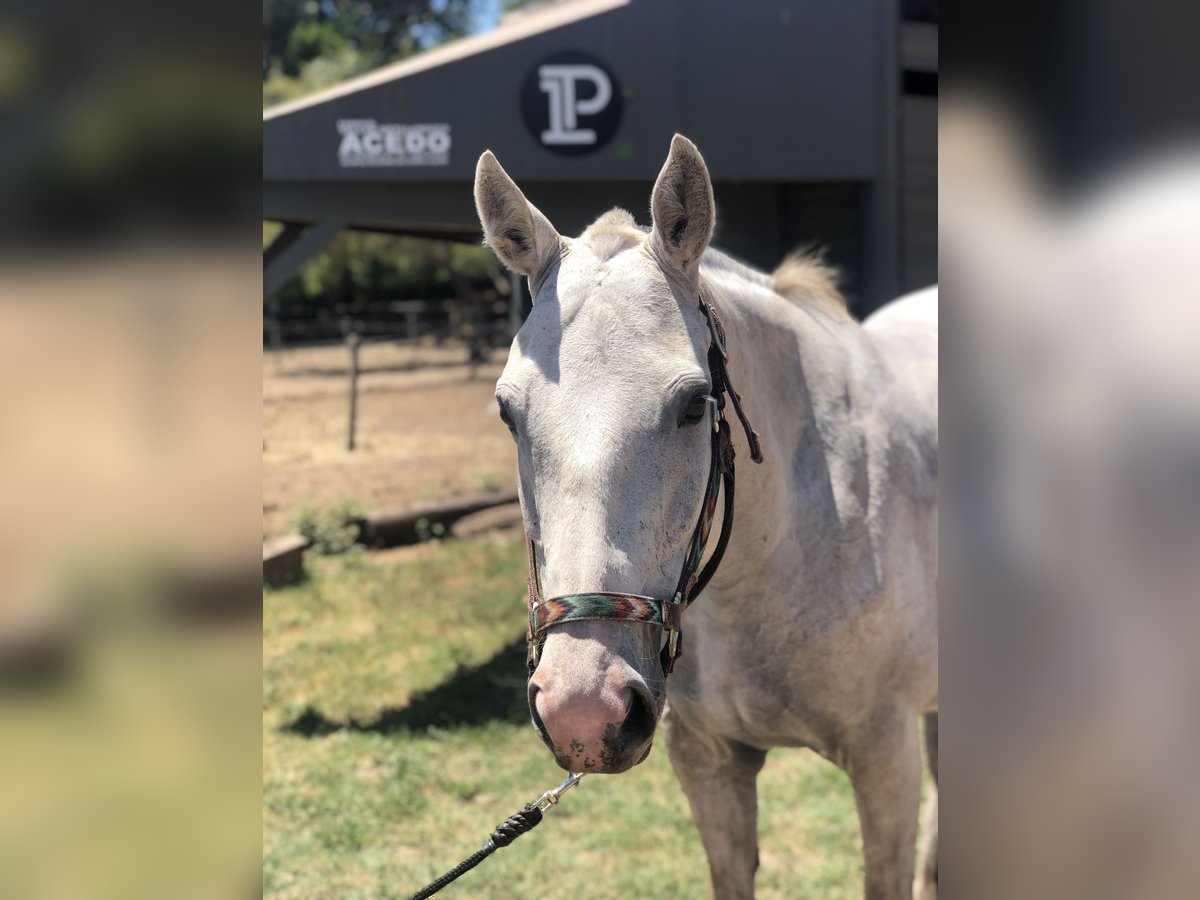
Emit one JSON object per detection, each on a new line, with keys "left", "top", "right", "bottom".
{"left": 264, "top": 295, "right": 512, "bottom": 350}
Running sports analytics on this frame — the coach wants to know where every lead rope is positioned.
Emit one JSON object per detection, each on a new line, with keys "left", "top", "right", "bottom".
{"left": 409, "top": 773, "right": 584, "bottom": 899}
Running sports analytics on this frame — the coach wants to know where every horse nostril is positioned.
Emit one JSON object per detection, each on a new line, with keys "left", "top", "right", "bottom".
{"left": 527, "top": 683, "right": 556, "bottom": 753}
{"left": 620, "top": 683, "right": 657, "bottom": 748}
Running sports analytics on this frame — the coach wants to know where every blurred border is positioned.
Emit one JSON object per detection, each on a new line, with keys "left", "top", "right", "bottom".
{"left": 943, "top": 2, "right": 1200, "bottom": 898}
{"left": 1, "top": 0, "right": 263, "bottom": 897}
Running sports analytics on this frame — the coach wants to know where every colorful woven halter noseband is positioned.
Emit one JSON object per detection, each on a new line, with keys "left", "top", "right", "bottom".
{"left": 523, "top": 298, "right": 763, "bottom": 677}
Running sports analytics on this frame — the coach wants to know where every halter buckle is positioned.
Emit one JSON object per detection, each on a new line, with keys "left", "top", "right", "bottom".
{"left": 709, "top": 395, "right": 721, "bottom": 433}
{"left": 661, "top": 593, "right": 683, "bottom": 631}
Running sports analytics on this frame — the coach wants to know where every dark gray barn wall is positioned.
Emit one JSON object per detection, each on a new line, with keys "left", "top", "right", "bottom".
{"left": 264, "top": 0, "right": 908, "bottom": 311}
{"left": 263, "top": 0, "right": 885, "bottom": 184}
{"left": 780, "top": 184, "right": 867, "bottom": 303}
{"left": 898, "top": 17, "right": 937, "bottom": 294}
{"left": 900, "top": 94, "right": 936, "bottom": 291}
{"left": 862, "top": 0, "right": 901, "bottom": 315}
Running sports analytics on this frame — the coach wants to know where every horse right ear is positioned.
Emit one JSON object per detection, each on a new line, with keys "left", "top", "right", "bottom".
{"left": 474, "top": 151, "right": 563, "bottom": 282}
{"left": 650, "top": 134, "right": 715, "bottom": 279}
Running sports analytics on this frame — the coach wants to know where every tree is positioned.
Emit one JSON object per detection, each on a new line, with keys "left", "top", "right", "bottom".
{"left": 263, "top": 0, "right": 478, "bottom": 81}
{"left": 262, "top": 0, "right": 508, "bottom": 317}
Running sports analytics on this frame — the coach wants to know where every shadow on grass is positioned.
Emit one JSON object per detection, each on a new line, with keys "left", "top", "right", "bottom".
{"left": 262, "top": 567, "right": 312, "bottom": 593}
{"left": 282, "top": 637, "right": 530, "bottom": 737}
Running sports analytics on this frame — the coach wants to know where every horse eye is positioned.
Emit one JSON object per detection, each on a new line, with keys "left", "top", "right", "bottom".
{"left": 681, "top": 393, "right": 709, "bottom": 426}
{"left": 497, "top": 398, "right": 516, "bottom": 431}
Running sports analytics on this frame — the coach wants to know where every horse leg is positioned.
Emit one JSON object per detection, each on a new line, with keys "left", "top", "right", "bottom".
{"left": 664, "top": 710, "right": 766, "bottom": 900}
{"left": 914, "top": 712, "right": 938, "bottom": 900}
{"left": 844, "top": 707, "right": 924, "bottom": 900}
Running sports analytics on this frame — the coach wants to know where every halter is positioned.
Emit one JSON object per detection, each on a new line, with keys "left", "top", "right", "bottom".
{"left": 523, "top": 298, "right": 763, "bottom": 677}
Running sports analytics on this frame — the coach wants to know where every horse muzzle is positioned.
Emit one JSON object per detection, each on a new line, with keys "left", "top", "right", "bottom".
{"left": 528, "top": 666, "right": 658, "bottom": 773}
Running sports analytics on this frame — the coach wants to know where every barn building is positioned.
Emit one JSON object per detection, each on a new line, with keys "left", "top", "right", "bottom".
{"left": 263, "top": 0, "right": 936, "bottom": 318}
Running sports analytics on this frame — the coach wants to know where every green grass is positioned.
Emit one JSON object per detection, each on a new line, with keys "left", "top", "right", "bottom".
{"left": 263, "top": 535, "right": 863, "bottom": 898}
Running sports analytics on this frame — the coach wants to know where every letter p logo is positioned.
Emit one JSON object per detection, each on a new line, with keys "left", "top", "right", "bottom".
{"left": 538, "top": 65, "right": 612, "bottom": 145}
{"left": 522, "top": 52, "right": 623, "bottom": 155}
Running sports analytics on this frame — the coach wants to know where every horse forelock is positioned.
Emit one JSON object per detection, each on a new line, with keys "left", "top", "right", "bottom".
{"left": 578, "top": 208, "right": 650, "bottom": 262}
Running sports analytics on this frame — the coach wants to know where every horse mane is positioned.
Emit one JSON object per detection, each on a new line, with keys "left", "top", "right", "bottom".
{"left": 579, "top": 209, "right": 850, "bottom": 320}
{"left": 771, "top": 248, "right": 850, "bottom": 318}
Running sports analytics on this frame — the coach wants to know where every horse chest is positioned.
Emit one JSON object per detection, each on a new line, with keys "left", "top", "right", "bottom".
{"left": 667, "top": 603, "right": 863, "bottom": 756}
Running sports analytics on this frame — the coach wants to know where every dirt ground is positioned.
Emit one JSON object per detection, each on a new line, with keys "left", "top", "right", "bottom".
{"left": 263, "top": 340, "right": 516, "bottom": 538}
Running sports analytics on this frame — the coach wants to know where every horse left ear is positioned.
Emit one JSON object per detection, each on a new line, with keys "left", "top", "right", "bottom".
{"left": 474, "top": 150, "right": 563, "bottom": 284}
{"left": 650, "top": 134, "right": 715, "bottom": 278}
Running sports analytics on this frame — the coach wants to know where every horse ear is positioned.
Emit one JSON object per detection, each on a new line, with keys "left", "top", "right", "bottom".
{"left": 474, "top": 150, "right": 562, "bottom": 282}
{"left": 650, "top": 134, "right": 715, "bottom": 277}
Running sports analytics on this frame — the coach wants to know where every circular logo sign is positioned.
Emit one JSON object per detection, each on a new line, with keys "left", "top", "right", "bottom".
{"left": 521, "top": 51, "right": 623, "bottom": 156}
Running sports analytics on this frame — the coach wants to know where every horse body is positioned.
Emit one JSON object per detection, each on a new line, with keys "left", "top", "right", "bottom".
{"left": 667, "top": 273, "right": 938, "bottom": 757}
{"left": 664, "top": 267, "right": 938, "bottom": 900}
{"left": 474, "top": 136, "right": 937, "bottom": 899}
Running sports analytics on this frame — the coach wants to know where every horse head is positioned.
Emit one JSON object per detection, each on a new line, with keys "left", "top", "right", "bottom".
{"left": 475, "top": 135, "right": 719, "bottom": 773}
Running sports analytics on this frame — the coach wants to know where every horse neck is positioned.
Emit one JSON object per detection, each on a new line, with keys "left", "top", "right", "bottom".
{"left": 701, "top": 268, "right": 873, "bottom": 571}
{"left": 705, "top": 264, "right": 866, "bottom": 434}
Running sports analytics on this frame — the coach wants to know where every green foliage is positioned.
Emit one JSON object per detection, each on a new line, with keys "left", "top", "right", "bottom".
{"left": 413, "top": 517, "right": 448, "bottom": 543}
{"left": 263, "top": 221, "right": 283, "bottom": 247}
{"left": 263, "top": 0, "right": 478, "bottom": 88}
{"left": 262, "top": 46, "right": 374, "bottom": 108}
{"left": 267, "top": 229, "right": 503, "bottom": 308}
{"left": 475, "top": 471, "right": 503, "bottom": 493}
{"left": 284, "top": 20, "right": 349, "bottom": 76}
{"left": 290, "top": 500, "right": 364, "bottom": 556}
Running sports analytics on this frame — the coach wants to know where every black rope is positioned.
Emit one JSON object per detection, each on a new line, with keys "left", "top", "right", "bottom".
{"left": 410, "top": 804, "right": 544, "bottom": 899}
{"left": 409, "top": 846, "right": 495, "bottom": 900}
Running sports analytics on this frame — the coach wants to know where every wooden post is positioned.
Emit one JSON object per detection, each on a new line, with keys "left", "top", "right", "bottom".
{"left": 346, "top": 332, "right": 360, "bottom": 452}
{"left": 267, "top": 309, "right": 284, "bottom": 373}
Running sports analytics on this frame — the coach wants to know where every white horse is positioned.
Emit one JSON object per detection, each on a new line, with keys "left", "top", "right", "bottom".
{"left": 474, "top": 135, "right": 938, "bottom": 900}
